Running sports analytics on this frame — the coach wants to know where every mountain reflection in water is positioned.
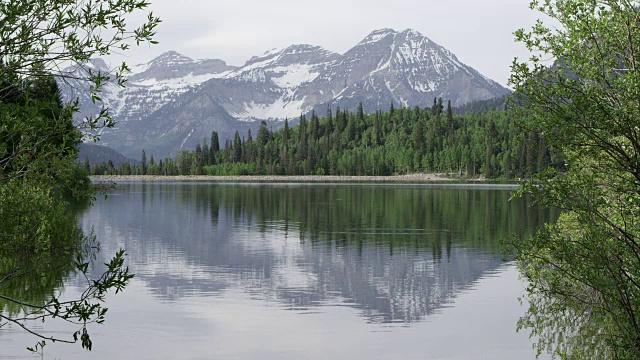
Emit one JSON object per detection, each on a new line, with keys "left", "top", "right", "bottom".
{"left": 77, "top": 182, "right": 553, "bottom": 324}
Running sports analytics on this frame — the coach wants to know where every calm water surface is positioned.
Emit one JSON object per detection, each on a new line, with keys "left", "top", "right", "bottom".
{"left": 1, "top": 182, "right": 554, "bottom": 359}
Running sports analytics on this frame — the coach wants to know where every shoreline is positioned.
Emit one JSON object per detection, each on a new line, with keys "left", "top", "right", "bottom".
{"left": 90, "top": 173, "right": 484, "bottom": 182}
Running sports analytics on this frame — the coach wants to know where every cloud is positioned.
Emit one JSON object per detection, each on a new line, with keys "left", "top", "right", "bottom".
{"left": 112, "top": 0, "right": 543, "bottom": 86}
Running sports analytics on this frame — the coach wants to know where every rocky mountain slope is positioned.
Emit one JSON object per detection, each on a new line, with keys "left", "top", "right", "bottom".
{"left": 61, "top": 28, "right": 509, "bottom": 159}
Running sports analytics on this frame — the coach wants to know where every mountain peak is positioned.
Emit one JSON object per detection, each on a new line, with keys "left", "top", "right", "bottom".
{"left": 86, "top": 58, "right": 111, "bottom": 72}
{"left": 152, "top": 51, "right": 194, "bottom": 65}
{"left": 283, "top": 44, "right": 322, "bottom": 53}
{"left": 369, "top": 28, "right": 398, "bottom": 35}
{"left": 244, "top": 48, "right": 282, "bottom": 67}
{"left": 358, "top": 28, "right": 398, "bottom": 46}
{"left": 400, "top": 28, "right": 422, "bottom": 36}
{"left": 357, "top": 28, "right": 435, "bottom": 47}
{"left": 399, "top": 28, "right": 435, "bottom": 42}
{"left": 242, "top": 44, "right": 340, "bottom": 70}
{"left": 250, "top": 44, "right": 330, "bottom": 58}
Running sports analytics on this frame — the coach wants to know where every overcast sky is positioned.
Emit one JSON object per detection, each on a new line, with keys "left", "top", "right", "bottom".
{"left": 119, "top": 0, "right": 544, "bottom": 86}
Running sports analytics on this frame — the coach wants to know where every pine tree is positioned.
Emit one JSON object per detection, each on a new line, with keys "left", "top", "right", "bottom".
{"left": 326, "top": 111, "right": 334, "bottom": 135}
{"left": 281, "top": 119, "right": 289, "bottom": 174}
{"left": 485, "top": 121, "right": 497, "bottom": 178}
{"left": 257, "top": 120, "right": 270, "bottom": 146}
{"left": 158, "top": 159, "right": 165, "bottom": 175}
{"left": 413, "top": 120, "right": 425, "bottom": 155}
{"left": 346, "top": 115, "right": 356, "bottom": 143}
{"left": 446, "top": 100, "right": 454, "bottom": 135}
{"left": 209, "top": 131, "right": 219, "bottom": 166}
{"left": 202, "top": 142, "right": 210, "bottom": 166}
{"left": 16, "top": 73, "right": 81, "bottom": 164}
{"left": 233, "top": 130, "right": 242, "bottom": 163}
{"left": 375, "top": 111, "right": 382, "bottom": 145}
{"left": 141, "top": 150, "right": 147, "bottom": 175}
{"left": 149, "top": 154, "right": 156, "bottom": 175}
{"left": 297, "top": 115, "right": 308, "bottom": 163}
{"left": 503, "top": 151, "right": 512, "bottom": 179}
{"left": 246, "top": 129, "right": 254, "bottom": 163}
{"left": 211, "top": 131, "right": 220, "bottom": 152}
{"left": 357, "top": 102, "right": 364, "bottom": 122}
{"left": 195, "top": 143, "right": 203, "bottom": 174}
{"left": 283, "top": 118, "right": 290, "bottom": 143}
{"left": 310, "top": 110, "right": 319, "bottom": 140}
{"left": 224, "top": 139, "right": 232, "bottom": 163}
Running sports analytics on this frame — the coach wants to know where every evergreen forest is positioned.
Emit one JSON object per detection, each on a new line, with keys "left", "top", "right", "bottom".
{"left": 88, "top": 98, "right": 559, "bottom": 179}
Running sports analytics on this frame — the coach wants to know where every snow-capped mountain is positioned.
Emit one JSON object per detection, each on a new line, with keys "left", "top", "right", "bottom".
{"left": 216, "top": 44, "right": 342, "bottom": 121}
{"left": 62, "top": 28, "right": 509, "bottom": 159}
{"left": 320, "top": 28, "right": 506, "bottom": 111}
{"left": 115, "top": 51, "right": 236, "bottom": 124}
{"left": 60, "top": 51, "right": 235, "bottom": 128}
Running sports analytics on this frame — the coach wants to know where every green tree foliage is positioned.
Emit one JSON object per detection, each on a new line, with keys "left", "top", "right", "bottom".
{"left": 245, "top": 129, "right": 253, "bottom": 163}
{"left": 108, "top": 99, "right": 556, "bottom": 178}
{"left": 141, "top": 150, "right": 147, "bottom": 175}
{"left": 1, "top": 74, "right": 82, "bottom": 184}
{"left": 232, "top": 130, "right": 242, "bottom": 163}
{"left": 0, "top": 0, "right": 160, "bottom": 132}
{"left": 485, "top": 120, "right": 497, "bottom": 178}
{"left": 510, "top": 1, "right": 640, "bottom": 358}
{"left": 0, "top": 0, "right": 159, "bottom": 353}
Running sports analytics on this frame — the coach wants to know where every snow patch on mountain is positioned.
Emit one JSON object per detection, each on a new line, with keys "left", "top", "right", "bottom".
{"left": 136, "top": 72, "right": 225, "bottom": 89}
{"left": 271, "top": 64, "right": 320, "bottom": 88}
{"left": 412, "top": 80, "right": 436, "bottom": 93}
{"left": 233, "top": 68, "right": 268, "bottom": 83}
{"left": 180, "top": 128, "right": 194, "bottom": 149}
{"left": 231, "top": 94, "right": 306, "bottom": 121}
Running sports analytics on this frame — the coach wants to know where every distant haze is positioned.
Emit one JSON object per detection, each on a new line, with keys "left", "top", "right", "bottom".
{"left": 115, "top": 0, "right": 542, "bottom": 87}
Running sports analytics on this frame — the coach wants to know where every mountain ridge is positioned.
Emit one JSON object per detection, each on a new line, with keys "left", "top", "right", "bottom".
{"left": 60, "top": 28, "right": 509, "bottom": 159}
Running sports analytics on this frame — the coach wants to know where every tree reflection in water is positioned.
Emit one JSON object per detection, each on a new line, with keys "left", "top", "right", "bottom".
{"left": 79, "top": 182, "right": 556, "bottom": 324}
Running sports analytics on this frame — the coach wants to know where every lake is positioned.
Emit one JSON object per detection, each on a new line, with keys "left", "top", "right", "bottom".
{"left": 1, "top": 182, "right": 554, "bottom": 359}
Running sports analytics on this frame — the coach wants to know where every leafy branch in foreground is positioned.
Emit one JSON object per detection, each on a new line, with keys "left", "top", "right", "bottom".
{"left": 1, "top": 0, "right": 159, "bottom": 353}
{"left": 510, "top": 1, "right": 640, "bottom": 358}
{"left": 0, "top": 177, "right": 131, "bottom": 352}
{"left": 0, "top": 248, "right": 134, "bottom": 352}
{"left": 0, "top": 0, "right": 161, "bottom": 135}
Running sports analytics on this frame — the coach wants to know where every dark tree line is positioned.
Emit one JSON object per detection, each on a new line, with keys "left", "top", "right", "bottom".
{"left": 90, "top": 98, "right": 558, "bottom": 178}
